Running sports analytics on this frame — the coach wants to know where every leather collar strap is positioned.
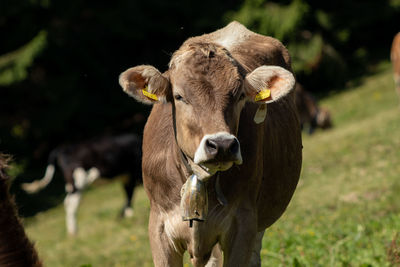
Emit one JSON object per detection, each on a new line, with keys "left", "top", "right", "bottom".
{"left": 171, "top": 102, "right": 194, "bottom": 177}
{"left": 179, "top": 148, "right": 194, "bottom": 176}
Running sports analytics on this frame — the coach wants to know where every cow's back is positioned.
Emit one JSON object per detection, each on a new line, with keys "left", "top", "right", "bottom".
{"left": 57, "top": 134, "right": 141, "bottom": 178}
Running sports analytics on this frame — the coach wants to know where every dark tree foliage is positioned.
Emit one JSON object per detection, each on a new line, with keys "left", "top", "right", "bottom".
{"left": 0, "top": 0, "right": 242, "bottom": 167}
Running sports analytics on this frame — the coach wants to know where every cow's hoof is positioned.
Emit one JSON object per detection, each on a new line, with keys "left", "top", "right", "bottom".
{"left": 123, "top": 207, "right": 134, "bottom": 218}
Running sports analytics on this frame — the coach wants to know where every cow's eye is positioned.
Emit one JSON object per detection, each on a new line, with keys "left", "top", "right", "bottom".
{"left": 174, "top": 94, "right": 186, "bottom": 103}
{"left": 239, "top": 92, "right": 246, "bottom": 101}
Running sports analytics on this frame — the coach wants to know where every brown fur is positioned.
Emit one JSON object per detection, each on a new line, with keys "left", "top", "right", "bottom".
{"left": 391, "top": 32, "right": 400, "bottom": 98}
{"left": 121, "top": 22, "right": 302, "bottom": 266}
{"left": 0, "top": 154, "right": 42, "bottom": 267}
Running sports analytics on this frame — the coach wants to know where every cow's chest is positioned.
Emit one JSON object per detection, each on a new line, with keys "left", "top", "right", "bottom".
{"left": 161, "top": 200, "right": 236, "bottom": 256}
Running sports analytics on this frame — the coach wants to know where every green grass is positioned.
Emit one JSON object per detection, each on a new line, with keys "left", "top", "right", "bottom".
{"left": 23, "top": 62, "right": 400, "bottom": 266}
{"left": 25, "top": 182, "right": 153, "bottom": 266}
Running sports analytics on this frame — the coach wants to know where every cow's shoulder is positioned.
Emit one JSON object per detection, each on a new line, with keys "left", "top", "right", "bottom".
{"left": 142, "top": 103, "right": 181, "bottom": 175}
{"left": 142, "top": 103, "right": 185, "bottom": 206}
{"left": 143, "top": 103, "right": 174, "bottom": 157}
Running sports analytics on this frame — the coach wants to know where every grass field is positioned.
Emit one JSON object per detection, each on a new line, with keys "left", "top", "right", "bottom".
{"left": 21, "top": 62, "right": 400, "bottom": 266}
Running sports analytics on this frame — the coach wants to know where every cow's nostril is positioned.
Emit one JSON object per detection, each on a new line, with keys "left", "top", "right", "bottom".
{"left": 229, "top": 139, "right": 239, "bottom": 154}
{"left": 205, "top": 139, "right": 218, "bottom": 156}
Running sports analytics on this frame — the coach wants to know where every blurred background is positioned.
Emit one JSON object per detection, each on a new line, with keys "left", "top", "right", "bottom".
{"left": 1, "top": 0, "right": 400, "bottom": 266}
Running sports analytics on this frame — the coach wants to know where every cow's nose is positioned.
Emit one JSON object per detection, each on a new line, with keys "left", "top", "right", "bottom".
{"left": 194, "top": 132, "right": 242, "bottom": 166}
{"left": 204, "top": 136, "right": 239, "bottom": 161}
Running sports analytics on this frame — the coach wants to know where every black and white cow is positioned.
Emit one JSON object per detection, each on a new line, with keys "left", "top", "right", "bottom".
{"left": 22, "top": 133, "right": 142, "bottom": 235}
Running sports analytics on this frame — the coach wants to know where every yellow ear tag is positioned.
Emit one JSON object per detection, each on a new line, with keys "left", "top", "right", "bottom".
{"left": 142, "top": 87, "right": 158, "bottom": 101}
{"left": 254, "top": 88, "right": 271, "bottom": 102}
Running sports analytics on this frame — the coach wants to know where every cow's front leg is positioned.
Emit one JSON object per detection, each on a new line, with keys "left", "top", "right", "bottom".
{"left": 249, "top": 230, "right": 265, "bottom": 267}
{"left": 64, "top": 191, "right": 81, "bottom": 235}
{"left": 120, "top": 174, "right": 137, "bottom": 218}
{"left": 148, "top": 210, "right": 184, "bottom": 267}
{"left": 221, "top": 210, "right": 258, "bottom": 267}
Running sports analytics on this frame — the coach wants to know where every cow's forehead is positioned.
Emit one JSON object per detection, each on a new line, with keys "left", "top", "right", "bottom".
{"left": 169, "top": 42, "right": 244, "bottom": 96}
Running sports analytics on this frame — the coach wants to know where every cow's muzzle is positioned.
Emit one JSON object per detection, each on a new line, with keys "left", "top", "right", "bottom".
{"left": 194, "top": 132, "right": 242, "bottom": 171}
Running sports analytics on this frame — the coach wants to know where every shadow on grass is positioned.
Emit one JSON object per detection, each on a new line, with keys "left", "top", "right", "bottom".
{"left": 10, "top": 169, "right": 66, "bottom": 218}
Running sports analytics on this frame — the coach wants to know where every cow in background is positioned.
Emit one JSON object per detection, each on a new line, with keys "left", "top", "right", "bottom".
{"left": 391, "top": 32, "right": 400, "bottom": 100}
{"left": 295, "top": 83, "right": 332, "bottom": 134}
{"left": 21, "top": 133, "right": 142, "bottom": 235}
{"left": 0, "top": 154, "right": 42, "bottom": 266}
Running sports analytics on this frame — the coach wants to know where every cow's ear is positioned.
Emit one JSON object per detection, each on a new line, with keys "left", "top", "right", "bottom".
{"left": 119, "top": 65, "right": 171, "bottom": 105}
{"left": 244, "top": 66, "right": 295, "bottom": 104}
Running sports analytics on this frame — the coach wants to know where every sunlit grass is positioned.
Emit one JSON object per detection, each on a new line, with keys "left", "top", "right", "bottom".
{"left": 25, "top": 182, "right": 153, "bottom": 266}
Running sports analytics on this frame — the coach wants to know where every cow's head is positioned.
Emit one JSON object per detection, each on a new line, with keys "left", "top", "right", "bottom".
{"left": 316, "top": 107, "right": 332, "bottom": 129}
{"left": 119, "top": 42, "right": 295, "bottom": 177}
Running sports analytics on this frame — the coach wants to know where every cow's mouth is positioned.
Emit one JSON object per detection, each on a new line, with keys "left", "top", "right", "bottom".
{"left": 191, "top": 156, "right": 243, "bottom": 181}
{"left": 200, "top": 159, "right": 239, "bottom": 173}
{"left": 187, "top": 158, "right": 240, "bottom": 181}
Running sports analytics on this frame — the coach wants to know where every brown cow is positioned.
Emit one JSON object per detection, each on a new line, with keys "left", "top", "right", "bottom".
{"left": 391, "top": 32, "right": 400, "bottom": 99}
{"left": 295, "top": 83, "right": 332, "bottom": 134}
{"left": 119, "top": 21, "right": 302, "bottom": 266}
{"left": 0, "top": 154, "right": 42, "bottom": 267}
